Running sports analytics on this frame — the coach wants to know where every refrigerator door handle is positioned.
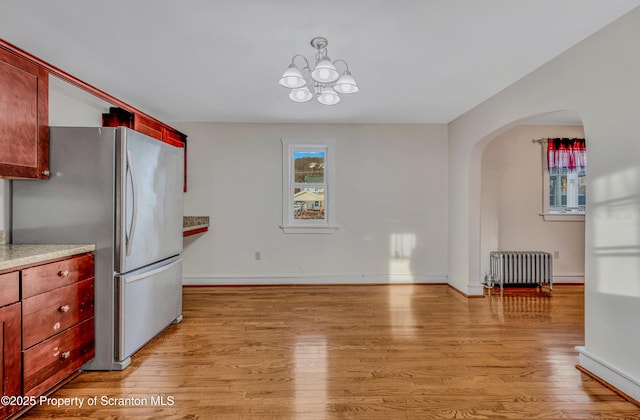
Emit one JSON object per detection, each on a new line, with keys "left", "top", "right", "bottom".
{"left": 126, "top": 149, "right": 138, "bottom": 257}
{"left": 123, "top": 257, "right": 182, "bottom": 284}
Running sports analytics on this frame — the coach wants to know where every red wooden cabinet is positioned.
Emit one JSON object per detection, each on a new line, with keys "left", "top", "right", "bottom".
{"left": 103, "top": 107, "right": 188, "bottom": 191}
{"left": 0, "top": 272, "right": 21, "bottom": 420}
{"left": 0, "top": 46, "right": 49, "bottom": 179}
{"left": 133, "top": 114, "right": 164, "bottom": 142}
{"left": 0, "top": 252, "right": 95, "bottom": 417}
{"left": 0, "top": 303, "right": 21, "bottom": 419}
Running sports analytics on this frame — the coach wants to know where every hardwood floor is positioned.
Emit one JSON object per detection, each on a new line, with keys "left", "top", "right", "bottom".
{"left": 20, "top": 285, "right": 640, "bottom": 419}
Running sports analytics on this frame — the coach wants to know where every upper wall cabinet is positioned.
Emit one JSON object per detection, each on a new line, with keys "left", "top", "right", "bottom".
{"left": 102, "top": 107, "right": 187, "bottom": 146}
{"left": 0, "top": 47, "right": 49, "bottom": 179}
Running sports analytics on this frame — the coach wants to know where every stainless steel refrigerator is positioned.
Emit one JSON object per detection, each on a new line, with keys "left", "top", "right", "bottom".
{"left": 12, "top": 127, "right": 184, "bottom": 370}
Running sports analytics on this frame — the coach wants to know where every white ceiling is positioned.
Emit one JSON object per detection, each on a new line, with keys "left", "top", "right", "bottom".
{"left": 2, "top": 1, "right": 639, "bottom": 124}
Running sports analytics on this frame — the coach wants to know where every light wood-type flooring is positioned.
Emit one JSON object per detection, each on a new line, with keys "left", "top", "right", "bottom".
{"left": 20, "top": 285, "right": 640, "bottom": 419}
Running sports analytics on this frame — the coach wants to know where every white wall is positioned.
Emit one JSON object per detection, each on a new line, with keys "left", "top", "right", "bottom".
{"left": 0, "top": 180, "right": 8, "bottom": 240}
{"left": 173, "top": 122, "right": 449, "bottom": 285}
{"left": 448, "top": 6, "right": 640, "bottom": 401}
{"left": 480, "top": 125, "right": 586, "bottom": 282}
{"left": 48, "top": 75, "right": 112, "bottom": 127}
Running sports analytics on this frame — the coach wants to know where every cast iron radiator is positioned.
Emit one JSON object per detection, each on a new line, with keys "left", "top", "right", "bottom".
{"left": 489, "top": 251, "right": 553, "bottom": 290}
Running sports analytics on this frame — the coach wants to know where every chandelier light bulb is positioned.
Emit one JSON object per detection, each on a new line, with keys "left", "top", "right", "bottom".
{"left": 289, "top": 87, "right": 313, "bottom": 103}
{"left": 311, "top": 57, "right": 339, "bottom": 83}
{"left": 334, "top": 71, "right": 359, "bottom": 94}
{"left": 317, "top": 87, "right": 341, "bottom": 105}
{"left": 278, "top": 64, "right": 306, "bottom": 89}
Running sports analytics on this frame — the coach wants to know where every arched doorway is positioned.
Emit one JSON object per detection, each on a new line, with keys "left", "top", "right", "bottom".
{"left": 478, "top": 111, "right": 586, "bottom": 287}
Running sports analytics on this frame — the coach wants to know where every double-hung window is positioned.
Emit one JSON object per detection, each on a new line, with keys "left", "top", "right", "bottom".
{"left": 541, "top": 137, "right": 586, "bottom": 221}
{"left": 281, "top": 139, "right": 336, "bottom": 233}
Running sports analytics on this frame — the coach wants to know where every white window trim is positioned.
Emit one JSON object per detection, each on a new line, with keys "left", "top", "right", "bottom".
{"left": 539, "top": 144, "right": 585, "bottom": 222}
{"left": 280, "top": 138, "right": 337, "bottom": 234}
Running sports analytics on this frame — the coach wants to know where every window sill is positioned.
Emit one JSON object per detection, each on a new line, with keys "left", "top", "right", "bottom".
{"left": 280, "top": 225, "right": 338, "bottom": 234}
{"left": 540, "top": 213, "right": 585, "bottom": 222}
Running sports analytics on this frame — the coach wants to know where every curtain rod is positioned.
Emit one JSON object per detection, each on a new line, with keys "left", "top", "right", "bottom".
{"left": 531, "top": 137, "right": 585, "bottom": 144}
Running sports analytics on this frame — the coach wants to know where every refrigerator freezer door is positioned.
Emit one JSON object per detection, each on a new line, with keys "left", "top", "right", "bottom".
{"left": 115, "top": 128, "right": 184, "bottom": 273}
{"left": 115, "top": 256, "right": 183, "bottom": 362}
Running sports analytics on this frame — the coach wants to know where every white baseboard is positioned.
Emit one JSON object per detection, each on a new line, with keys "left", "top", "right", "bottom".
{"left": 182, "top": 274, "right": 582, "bottom": 292}
{"left": 183, "top": 273, "right": 448, "bottom": 286}
{"left": 466, "top": 284, "right": 485, "bottom": 296}
{"left": 553, "top": 274, "right": 584, "bottom": 283}
{"left": 576, "top": 346, "right": 640, "bottom": 403}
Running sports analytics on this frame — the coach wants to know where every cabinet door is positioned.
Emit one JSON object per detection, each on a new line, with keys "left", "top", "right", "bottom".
{"left": 133, "top": 114, "right": 163, "bottom": 141}
{"left": 0, "top": 272, "right": 19, "bottom": 307}
{"left": 0, "top": 302, "right": 21, "bottom": 419}
{"left": 0, "top": 47, "right": 49, "bottom": 179}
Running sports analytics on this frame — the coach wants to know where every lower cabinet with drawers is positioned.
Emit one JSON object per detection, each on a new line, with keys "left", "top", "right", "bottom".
{"left": 0, "top": 251, "right": 94, "bottom": 419}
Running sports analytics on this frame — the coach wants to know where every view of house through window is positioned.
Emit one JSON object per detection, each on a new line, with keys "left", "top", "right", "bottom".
{"left": 549, "top": 167, "right": 586, "bottom": 213}
{"left": 293, "top": 150, "right": 326, "bottom": 220}
{"left": 281, "top": 139, "right": 335, "bottom": 233}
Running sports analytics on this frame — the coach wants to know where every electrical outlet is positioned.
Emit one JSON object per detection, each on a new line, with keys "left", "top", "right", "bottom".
{"left": 553, "top": 250, "right": 560, "bottom": 259}
{"left": 255, "top": 251, "right": 261, "bottom": 261}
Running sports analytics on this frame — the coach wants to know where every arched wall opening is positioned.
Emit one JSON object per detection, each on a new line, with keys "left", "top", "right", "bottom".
{"left": 478, "top": 113, "right": 586, "bottom": 286}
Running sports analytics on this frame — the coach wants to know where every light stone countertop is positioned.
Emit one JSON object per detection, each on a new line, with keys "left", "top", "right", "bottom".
{"left": 0, "top": 244, "right": 96, "bottom": 272}
{"left": 183, "top": 216, "right": 210, "bottom": 232}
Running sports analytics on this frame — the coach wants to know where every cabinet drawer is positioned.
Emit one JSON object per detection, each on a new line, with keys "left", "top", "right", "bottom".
{"left": 0, "top": 271, "right": 19, "bottom": 306}
{"left": 23, "top": 317, "right": 94, "bottom": 397}
{"left": 22, "top": 278, "right": 94, "bottom": 349}
{"left": 22, "top": 253, "right": 94, "bottom": 298}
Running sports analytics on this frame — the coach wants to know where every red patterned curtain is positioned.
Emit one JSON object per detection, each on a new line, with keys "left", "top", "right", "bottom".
{"left": 547, "top": 138, "right": 586, "bottom": 171}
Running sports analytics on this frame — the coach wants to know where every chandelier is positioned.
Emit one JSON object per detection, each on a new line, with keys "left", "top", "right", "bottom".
{"left": 278, "top": 37, "right": 359, "bottom": 106}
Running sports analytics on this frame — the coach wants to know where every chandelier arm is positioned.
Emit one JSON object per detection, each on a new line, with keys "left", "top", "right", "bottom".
{"left": 332, "top": 59, "right": 350, "bottom": 73}
{"left": 291, "top": 54, "right": 311, "bottom": 70}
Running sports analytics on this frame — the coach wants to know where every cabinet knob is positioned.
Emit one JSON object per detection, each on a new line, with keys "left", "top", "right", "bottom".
{"left": 58, "top": 270, "right": 70, "bottom": 277}
{"left": 58, "top": 304, "right": 70, "bottom": 313}
{"left": 53, "top": 322, "right": 61, "bottom": 331}
{"left": 60, "top": 351, "right": 71, "bottom": 360}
